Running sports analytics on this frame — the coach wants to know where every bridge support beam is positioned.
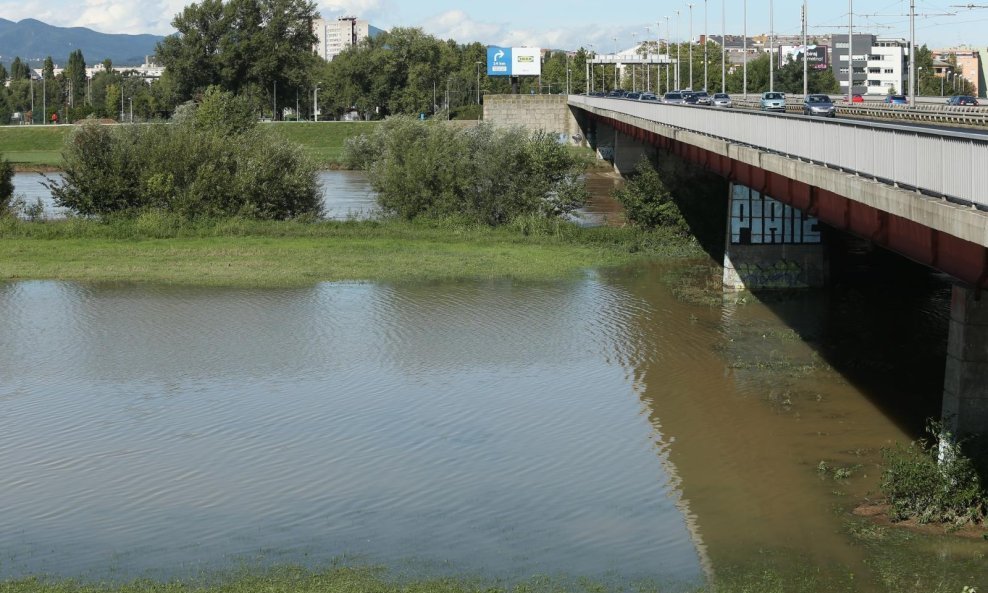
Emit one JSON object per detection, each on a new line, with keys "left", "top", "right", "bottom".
{"left": 941, "top": 286, "right": 988, "bottom": 452}
{"left": 723, "top": 183, "right": 827, "bottom": 290}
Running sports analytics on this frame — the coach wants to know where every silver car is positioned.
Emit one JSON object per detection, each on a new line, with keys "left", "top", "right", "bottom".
{"left": 802, "top": 94, "right": 836, "bottom": 117}
{"left": 712, "top": 93, "right": 732, "bottom": 108}
{"left": 662, "top": 92, "right": 686, "bottom": 104}
{"left": 760, "top": 92, "right": 786, "bottom": 112}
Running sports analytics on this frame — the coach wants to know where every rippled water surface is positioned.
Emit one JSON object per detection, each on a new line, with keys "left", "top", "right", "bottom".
{"left": 2, "top": 260, "right": 982, "bottom": 588}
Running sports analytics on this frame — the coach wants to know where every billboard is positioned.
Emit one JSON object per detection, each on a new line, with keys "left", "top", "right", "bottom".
{"left": 487, "top": 46, "right": 542, "bottom": 76}
{"left": 778, "top": 45, "right": 829, "bottom": 70}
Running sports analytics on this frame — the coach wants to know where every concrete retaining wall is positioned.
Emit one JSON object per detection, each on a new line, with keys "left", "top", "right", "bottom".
{"left": 483, "top": 95, "right": 585, "bottom": 145}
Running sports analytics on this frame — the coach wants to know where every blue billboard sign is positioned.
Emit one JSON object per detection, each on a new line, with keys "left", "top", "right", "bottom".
{"left": 488, "top": 46, "right": 511, "bottom": 76}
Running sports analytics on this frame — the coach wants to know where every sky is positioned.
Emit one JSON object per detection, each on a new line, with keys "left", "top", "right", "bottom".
{"left": 0, "top": 0, "right": 985, "bottom": 51}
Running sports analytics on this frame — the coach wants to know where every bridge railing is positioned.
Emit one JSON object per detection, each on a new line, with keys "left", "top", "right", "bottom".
{"left": 570, "top": 95, "right": 988, "bottom": 210}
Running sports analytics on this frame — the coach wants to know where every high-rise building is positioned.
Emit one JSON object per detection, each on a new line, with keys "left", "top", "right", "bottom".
{"left": 313, "top": 16, "right": 384, "bottom": 62}
{"left": 832, "top": 34, "right": 908, "bottom": 95}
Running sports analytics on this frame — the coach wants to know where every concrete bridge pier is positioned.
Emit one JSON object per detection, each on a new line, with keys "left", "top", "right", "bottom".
{"left": 941, "top": 285, "right": 988, "bottom": 454}
{"left": 723, "top": 183, "right": 828, "bottom": 290}
{"left": 611, "top": 128, "right": 655, "bottom": 176}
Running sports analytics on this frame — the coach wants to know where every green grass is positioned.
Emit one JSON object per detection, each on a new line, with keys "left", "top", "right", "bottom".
{"left": 0, "top": 122, "right": 379, "bottom": 169}
{"left": 0, "top": 215, "right": 702, "bottom": 287}
{"left": 0, "top": 125, "right": 72, "bottom": 167}
{"left": 265, "top": 121, "right": 380, "bottom": 166}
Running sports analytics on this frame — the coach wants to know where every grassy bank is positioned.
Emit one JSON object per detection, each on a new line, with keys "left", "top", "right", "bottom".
{"left": 0, "top": 216, "right": 701, "bottom": 287}
{"left": 0, "top": 125, "right": 73, "bottom": 167}
{"left": 0, "top": 122, "right": 379, "bottom": 169}
{"left": 266, "top": 121, "right": 380, "bottom": 167}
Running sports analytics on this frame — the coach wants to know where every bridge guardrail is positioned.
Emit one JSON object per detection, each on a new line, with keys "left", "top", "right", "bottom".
{"left": 726, "top": 97, "right": 988, "bottom": 126}
{"left": 570, "top": 95, "right": 988, "bottom": 210}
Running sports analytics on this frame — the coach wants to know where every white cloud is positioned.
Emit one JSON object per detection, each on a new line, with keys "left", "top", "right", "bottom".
{"left": 419, "top": 9, "right": 642, "bottom": 53}
{"left": 72, "top": 0, "right": 149, "bottom": 34}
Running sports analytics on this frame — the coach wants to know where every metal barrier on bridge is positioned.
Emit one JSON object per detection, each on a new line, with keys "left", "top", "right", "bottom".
{"left": 570, "top": 95, "right": 988, "bottom": 210}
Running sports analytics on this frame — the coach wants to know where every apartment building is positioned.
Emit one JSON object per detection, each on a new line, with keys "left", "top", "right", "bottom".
{"left": 313, "top": 16, "right": 384, "bottom": 62}
{"left": 832, "top": 34, "right": 907, "bottom": 95}
{"left": 932, "top": 48, "right": 984, "bottom": 97}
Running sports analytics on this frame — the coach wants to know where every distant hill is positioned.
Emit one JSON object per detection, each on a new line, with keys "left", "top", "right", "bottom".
{"left": 0, "top": 18, "right": 165, "bottom": 67}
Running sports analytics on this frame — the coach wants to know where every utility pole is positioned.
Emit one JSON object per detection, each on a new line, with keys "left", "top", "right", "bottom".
{"left": 675, "top": 10, "right": 681, "bottom": 89}
{"left": 273, "top": 80, "right": 277, "bottom": 121}
{"left": 476, "top": 61, "right": 482, "bottom": 103}
{"left": 665, "top": 17, "right": 671, "bottom": 93}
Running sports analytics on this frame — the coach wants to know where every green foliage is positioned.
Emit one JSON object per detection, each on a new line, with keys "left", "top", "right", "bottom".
{"left": 343, "top": 117, "right": 588, "bottom": 226}
{"left": 49, "top": 90, "right": 320, "bottom": 220}
{"left": 9, "top": 57, "right": 29, "bottom": 81}
{"left": 155, "top": 0, "right": 319, "bottom": 116}
{"left": 613, "top": 158, "right": 686, "bottom": 231}
{"left": 191, "top": 86, "right": 257, "bottom": 135}
{"left": 881, "top": 421, "right": 987, "bottom": 526}
{"left": 0, "top": 154, "right": 14, "bottom": 216}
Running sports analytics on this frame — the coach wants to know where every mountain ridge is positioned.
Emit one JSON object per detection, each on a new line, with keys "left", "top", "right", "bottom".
{"left": 0, "top": 18, "right": 165, "bottom": 67}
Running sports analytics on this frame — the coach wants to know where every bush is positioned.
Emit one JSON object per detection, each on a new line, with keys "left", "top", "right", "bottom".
{"left": 880, "top": 421, "right": 987, "bottom": 526}
{"left": 613, "top": 157, "right": 687, "bottom": 231}
{"left": 0, "top": 154, "right": 13, "bottom": 216}
{"left": 48, "top": 87, "right": 321, "bottom": 220}
{"left": 342, "top": 117, "right": 588, "bottom": 226}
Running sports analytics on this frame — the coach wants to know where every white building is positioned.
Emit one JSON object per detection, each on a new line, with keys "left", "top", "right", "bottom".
{"left": 313, "top": 16, "right": 384, "bottom": 62}
{"left": 866, "top": 38, "right": 908, "bottom": 95}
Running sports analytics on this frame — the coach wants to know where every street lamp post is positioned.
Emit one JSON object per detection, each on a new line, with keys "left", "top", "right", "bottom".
{"left": 313, "top": 85, "right": 320, "bottom": 122}
{"left": 721, "top": 0, "right": 726, "bottom": 92}
{"left": 687, "top": 4, "right": 694, "bottom": 90}
{"left": 703, "top": 0, "right": 708, "bottom": 91}
{"left": 476, "top": 61, "right": 482, "bottom": 104}
{"left": 803, "top": 0, "right": 808, "bottom": 97}
{"left": 129, "top": 97, "right": 133, "bottom": 123}
{"left": 743, "top": 0, "right": 747, "bottom": 98}
{"left": 675, "top": 10, "right": 681, "bottom": 90}
{"left": 768, "top": 0, "right": 774, "bottom": 92}
{"left": 848, "top": 0, "right": 853, "bottom": 105}
{"left": 664, "top": 17, "right": 671, "bottom": 93}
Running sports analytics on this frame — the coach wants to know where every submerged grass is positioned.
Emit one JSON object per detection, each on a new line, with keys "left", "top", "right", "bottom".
{"left": 0, "top": 215, "right": 702, "bottom": 287}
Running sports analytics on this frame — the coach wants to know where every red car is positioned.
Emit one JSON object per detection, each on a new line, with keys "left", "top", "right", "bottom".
{"left": 851, "top": 93, "right": 864, "bottom": 103}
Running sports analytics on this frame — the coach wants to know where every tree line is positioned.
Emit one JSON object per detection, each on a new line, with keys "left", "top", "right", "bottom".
{"left": 0, "top": 0, "right": 977, "bottom": 125}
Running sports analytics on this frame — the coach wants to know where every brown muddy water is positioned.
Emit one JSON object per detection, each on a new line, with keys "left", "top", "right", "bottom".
{"left": 1, "top": 260, "right": 984, "bottom": 590}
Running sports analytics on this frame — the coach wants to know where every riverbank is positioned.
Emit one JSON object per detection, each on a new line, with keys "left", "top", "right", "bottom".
{"left": 0, "top": 216, "right": 702, "bottom": 287}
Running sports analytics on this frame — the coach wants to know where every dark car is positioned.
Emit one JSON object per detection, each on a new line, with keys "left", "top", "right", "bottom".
{"left": 624, "top": 92, "right": 641, "bottom": 100}
{"left": 682, "top": 92, "right": 699, "bottom": 104}
{"left": 693, "top": 91, "right": 711, "bottom": 105}
{"left": 589, "top": 91, "right": 606, "bottom": 97}
{"left": 607, "top": 89, "right": 627, "bottom": 98}
{"left": 802, "top": 94, "right": 836, "bottom": 117}
{"left": 884, "top": 94, "right": 908, "bottom": 105}
{"left": 639, "top": 93, "right": 659, "bottom": 101}
{"left": 947, "top": 95, "right": 979, "bottom": 106}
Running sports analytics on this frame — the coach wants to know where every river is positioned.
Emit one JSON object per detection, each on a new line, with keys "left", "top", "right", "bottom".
{"left": 2, "top": 174, "right": 986, "bottom": 591}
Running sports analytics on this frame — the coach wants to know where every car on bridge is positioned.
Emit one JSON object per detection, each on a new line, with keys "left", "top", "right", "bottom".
{"left": 712, "top": 93, "right": 732, "bottom": 108}
{"left": 624, "top": 92, "right": 641, "bottom": 100}
{"left": 662, "top": 92, "right": 686, "bottom": 104}
{"left": 760, "top": 92, "right": 786, "bottom": 112}
{"left": 802, "top": 94, "right": 836, "bottom": 117}
{"left": 607, "top": 89, "right": 627, "bottom": 98}
{"left": 884, "top": 94, "right": 909, "bottom": 106}
{"left": 946, "top": 95, "right": 979, "bottom": 106}
{"left": 683, "top": 92, "right": 700, "bottom": 104}
{"left": 693, "top": 91, "right": 712, "bottom": 105}
{"left": 639, "top": 93, "right": 659, "bottom": 101}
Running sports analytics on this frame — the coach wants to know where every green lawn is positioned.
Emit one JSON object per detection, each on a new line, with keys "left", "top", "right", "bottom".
{"left": 0, "top": 122, "right": 379, "bottom": 169}
{"left": 266, "top": 121, "right": 380, "bottom": 166}
{"left": 0, "top": 125, "right": 72, "bottom": 167}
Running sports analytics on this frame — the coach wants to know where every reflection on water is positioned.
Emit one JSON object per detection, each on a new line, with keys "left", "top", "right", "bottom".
{"left": 1, "top": 262, "right": 982, "bottom": 587}
{"left": 11, "top": 171, "right": 378, "bottom": 221}
{"left": 13, "top": 171, "right": 621, "bottom": 226}
{"left": 0, "top": 279, "right": 703, "bottom": 583}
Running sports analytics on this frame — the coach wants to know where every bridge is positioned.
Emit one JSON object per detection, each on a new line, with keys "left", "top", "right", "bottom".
{"left": 486, "top": 94, "right": 988, "bottom": 449}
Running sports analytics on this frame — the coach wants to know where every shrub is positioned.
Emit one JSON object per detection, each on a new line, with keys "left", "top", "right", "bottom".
{"left": 342, "top": 117, "right": 588, "bottom": 226}
{"left": 48, "top": 87, "right": 321, "bottom": 220}
{"left": 613, "top": 157, "right": 687, "bottom": 231}
{"left": 0, "top": 154, "right": 13, "bottom": 216}
{"left": 880, "top": 421, "right": 987, "bottom": 526}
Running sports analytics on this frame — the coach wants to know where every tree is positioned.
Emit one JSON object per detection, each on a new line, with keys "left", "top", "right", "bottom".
{"left": 10, "top": 57, "right": 29, "bottom": 81}
{"left": 156, "top": 0, "right": 319, "bottom": 117}
{"left": 65, "top": 49, "right": 87, "bottom": 107}
{"left": 0, "top": 154, "right": 14, "bottom": 216}
{"left": 0, "top": 63, "right": 8, "bottom": 85}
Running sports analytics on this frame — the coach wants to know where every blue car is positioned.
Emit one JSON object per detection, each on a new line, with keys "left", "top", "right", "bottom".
{"left": 884, "top": 94, "right": 908, "bottom": 106}
{"left": 760, "top": 92, "right": 786, "bottom": 112}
